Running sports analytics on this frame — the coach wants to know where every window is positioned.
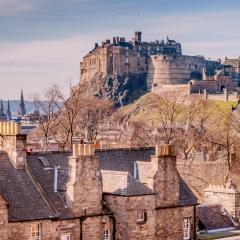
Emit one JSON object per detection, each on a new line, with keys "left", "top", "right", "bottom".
{"left": 183, "top": 218, "right": 191, "bottom": 240}
{"left": 137, "top": 210, "right": 147, "bottom": 223}
{"left": 103, "top": 229, "right": 111, "bottom": 240}
{"left": 61, "top": 234, "right": 71, "bottom": 240}
{"left": 29, "top": 223, "right": 41, "bottom": 240}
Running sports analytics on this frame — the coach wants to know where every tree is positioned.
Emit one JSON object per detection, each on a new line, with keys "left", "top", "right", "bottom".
{"left": 75, "top": 97, "right": 113, "bottom": 143}
{"left": 32, "top": 85, "right": 60, "bottom": 150}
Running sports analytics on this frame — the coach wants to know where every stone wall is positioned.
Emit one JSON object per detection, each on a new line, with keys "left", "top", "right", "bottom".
{"left": 147, "top": 54, "right": 205, "bottom": 91}
{"left": 105, "top": 194, "right": 156, "bottom": 240}
{"left": 80, "top": 44, "right": 148, "bottom": 84}
{"left": 0, "top": 216, "right": 113, "bottom": 240}
{"left": 0, "top": 134, "right": 27, "bottom": 169}
{"left": 204, "top": 185, "right": 240, "bottom": 220}
{"left": 190, "top": 78, "right": 238, "bottom": 94}
{"left": 156, "top": 206, "right": 195, "bottom": 240}
{"left": 66, "top": 152, "right": 103, "bottom": 216}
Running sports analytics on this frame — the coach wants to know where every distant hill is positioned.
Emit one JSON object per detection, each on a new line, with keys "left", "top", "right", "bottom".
{"left": 1, "top": 100, "right": 37, "bottom": 116}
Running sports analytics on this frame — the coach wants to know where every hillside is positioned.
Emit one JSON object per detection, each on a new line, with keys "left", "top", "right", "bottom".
{"left": 114, "top": 92, "right": 236, "bottom": 123}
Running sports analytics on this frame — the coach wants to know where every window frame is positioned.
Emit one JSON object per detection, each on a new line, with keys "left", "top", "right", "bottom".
{"left": 183, "top": 218, "right": 191, "bottom": 240}
{"left": 103, "top": 229, "right": 111, "bottom": 240}
{"left": 60, "top": 233, "right": 71, "bottom": 240}
{"left": 29, "top": 222, "right": 41, "bottom": 240}
{"left": 137, "top": 209, "right": 147, "bottom": 224}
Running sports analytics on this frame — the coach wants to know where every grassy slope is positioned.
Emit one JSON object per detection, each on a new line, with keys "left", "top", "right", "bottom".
{"left": 115, "top": 93, "right": 236, "bottom": 123}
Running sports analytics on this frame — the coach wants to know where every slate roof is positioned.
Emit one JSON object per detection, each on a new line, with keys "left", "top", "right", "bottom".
{"left": 197, "top": 204, "right": 236, "bottom": 231}
{"left": 179, "top": 177, "right": 198, "bottom": 206}
{"left": 0, "top": 146, "right": 198, "bottom": 221}
{"left": 0, "top": 152, "right": 57, "bottom": 222}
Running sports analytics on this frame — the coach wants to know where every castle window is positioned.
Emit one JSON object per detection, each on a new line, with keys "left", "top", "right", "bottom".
{"left": 125, "top": 58, "right": 129, "bottom": 64}
{"left": 61, "top": 234, "right": 71, "bottom": 240}
{"left": 29, "top": 223, "right": 41, "bottom": 240}
{"left": 183, "top": 218, "right": 191, "bottom": 240}
{"left": 103, "top": 229, "right": 111, "bottom": 240}
{"left": 137, "top": 210, "right": 147, "bottom": 224}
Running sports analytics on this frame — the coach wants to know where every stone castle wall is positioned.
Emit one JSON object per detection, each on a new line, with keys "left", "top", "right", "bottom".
{"left": 147, "top": 54, "right": 205, "bottom": 91}
{"left": 80, "top": 44, "right": 148, "bottom": 84}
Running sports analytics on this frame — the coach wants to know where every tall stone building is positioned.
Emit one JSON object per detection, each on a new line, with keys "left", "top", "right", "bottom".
{"left": 0, "top": 121, "right": 198, "bottom": 239}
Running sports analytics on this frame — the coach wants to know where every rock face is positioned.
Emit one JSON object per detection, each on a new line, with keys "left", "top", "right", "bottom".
{"left": 86, "top": 73, "right": 148, "bottom": 106}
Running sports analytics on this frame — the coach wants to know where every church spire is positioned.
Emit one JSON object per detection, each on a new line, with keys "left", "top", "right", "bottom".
{"left": 18, "top": 90, "right": 26, "bottom": 117}
{"left": 0, "top": 100, "right": 6, "bottom": 120}
{"left": 6, "top": 100, "right": 11, "bottom": 120}
{"left": 0, "top": 100, "right": 4, "bottom": 113}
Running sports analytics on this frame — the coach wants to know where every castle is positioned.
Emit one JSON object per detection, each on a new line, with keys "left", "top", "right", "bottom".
{"left": 80, "top": 31, "right": 238, "bottom": 104}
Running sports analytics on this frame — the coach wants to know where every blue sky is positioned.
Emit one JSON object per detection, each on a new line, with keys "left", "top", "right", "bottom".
{"left": 1, "top": 0, "right": 240, "bottom": 99}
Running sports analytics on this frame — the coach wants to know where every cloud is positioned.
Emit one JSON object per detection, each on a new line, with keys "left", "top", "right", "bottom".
{"left": 0, "top": 0, "right": 39, "bottom": 16}
{"left": 1, "top": 7, "right": 240, "bottom": 99}
{"left": 0, "top": 33, "right": 109, "bottom": 99}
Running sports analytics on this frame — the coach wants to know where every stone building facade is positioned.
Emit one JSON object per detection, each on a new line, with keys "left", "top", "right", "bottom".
{"left": 224, "top": 57, "right": 240, "bottom": 81}
{"left": 79, "top": 31, "right": 233, "bottom": 103}
{"left": 0, "top": 121, "right": 198, "bottom": 240}
{"left": 80, "top": 32, "right": 182, "bottom": 83}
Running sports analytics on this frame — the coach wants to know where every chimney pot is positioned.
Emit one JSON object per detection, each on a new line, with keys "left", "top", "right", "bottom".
{"left": 155, "top": 145, "right": 173, "bottom": 157}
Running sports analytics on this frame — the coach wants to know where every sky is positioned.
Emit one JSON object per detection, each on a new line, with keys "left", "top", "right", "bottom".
{"left": 1, "top": 0, "right": 240, "bottom": 100}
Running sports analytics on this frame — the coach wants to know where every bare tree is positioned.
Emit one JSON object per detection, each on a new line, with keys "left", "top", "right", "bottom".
{"left": 32, "top": 85, "right": 61, "bottom": 150}
{"left": 75, "top": 97, "right": 113, "bottom": 143}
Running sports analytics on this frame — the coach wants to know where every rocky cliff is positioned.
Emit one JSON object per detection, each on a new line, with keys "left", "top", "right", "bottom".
{"left": 84, "top": 73, "right": 148, "bottom": 106}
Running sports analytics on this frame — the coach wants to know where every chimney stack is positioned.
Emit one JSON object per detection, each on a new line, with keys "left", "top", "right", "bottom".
{"left": 66, "top": 143, "right": 103, "bottom": 216}
{"left": 0, "top": 121, "right": 26, "bottom": 169}
{"left": 151, "top": 145, "right": 180, "bottom": 208}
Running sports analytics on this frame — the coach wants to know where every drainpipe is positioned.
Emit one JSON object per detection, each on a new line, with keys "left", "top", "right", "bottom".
{"left": 193, "top": 205, "right": 197, "bottom": 240}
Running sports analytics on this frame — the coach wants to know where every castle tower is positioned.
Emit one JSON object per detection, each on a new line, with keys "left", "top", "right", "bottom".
{"left": 18, "top": 90, "right": 26, "bottom": 117}
{"left": 6, "top": 100, "right": 11, "bottom": 120}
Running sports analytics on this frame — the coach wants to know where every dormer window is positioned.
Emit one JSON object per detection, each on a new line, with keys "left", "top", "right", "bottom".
{"left": 137, "top": 210, "right": 147, "bottom": 224}
{"left": 29, "top": 223, "right": 41, "bottom": 240}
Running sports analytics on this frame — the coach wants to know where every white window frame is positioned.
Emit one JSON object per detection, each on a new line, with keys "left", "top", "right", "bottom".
{"left": 137, "top": 209, "right": 147, "bottom": 223}
{"left": 29, "top": 223, "right": 41, "bottom": 240}
{"left": 183, "top": 218, "right": 191, "bottom": 240}
{"left": 60, "top": 233, "right": 71, "bottom": 240}
{"left": 103, "top": 229, "right": 111, "bottom": 240}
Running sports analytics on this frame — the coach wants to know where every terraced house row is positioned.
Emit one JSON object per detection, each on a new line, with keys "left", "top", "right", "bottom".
{"left": 0, "top": 121, "right": 200, "bottom": 239}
